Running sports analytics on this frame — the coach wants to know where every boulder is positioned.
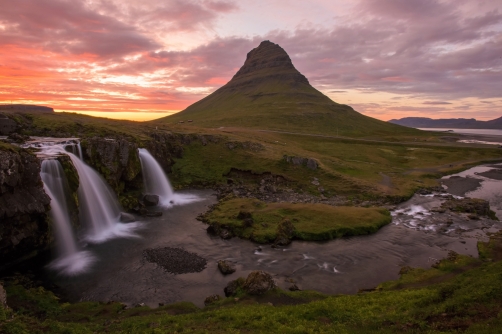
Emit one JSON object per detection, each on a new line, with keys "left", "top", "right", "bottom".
{"left": 243, "top": 270, "right": 276, "bottom": 295}
{"left": 204, "top": 294, "right": 221, "bottom": 306}
{"left": 217, "top": 260, "right": 236, "bottom": 275}
{"left": 143, "top": 194, "right": 159, "bottom": 206}
{"left": 119, "top": 212, "right": 136, "bottom": 223}
{"left": 274, "top": 219, "right": 295, "bottom": 246}
{"left": 224, "top": 277, "right": 245, "bottom": 297}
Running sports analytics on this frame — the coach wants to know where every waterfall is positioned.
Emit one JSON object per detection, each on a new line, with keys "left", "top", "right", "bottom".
{"left": 41, "top": 159, "right": 95, "bottom": 275}
{"left": 138, "top": 148, "right": 174, "bottom": 206}
{"left": 67, "top": 152, "right": 140, "bottom": 243}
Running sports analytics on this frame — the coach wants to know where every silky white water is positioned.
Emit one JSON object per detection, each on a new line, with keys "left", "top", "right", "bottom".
{"left": 138, "top": 148, "right": 174, "bottom": 206}
{"left": 67, "top": 152, "right": 140, "bottom": 242}
{"left": 41, "top": 159, "right": 96, "bottom": 275}
{"left": 138, "top": 148, "right": 201, "bottom": 207}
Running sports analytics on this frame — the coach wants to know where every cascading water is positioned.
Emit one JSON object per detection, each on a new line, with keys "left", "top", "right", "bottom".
{"left": 32, "top": 140, "right": 141, "bottom": 244}
{"left": 41, "top": 159, "right": 95, "bottom": 275}
{"left": 138, "top": 148, "right": 200, "bottom": 207}
{"left": 138, "top": 148, "right": 174, "bottom": 205}
{"left": 66, "top": 152, "right": 140, "bottom": 242}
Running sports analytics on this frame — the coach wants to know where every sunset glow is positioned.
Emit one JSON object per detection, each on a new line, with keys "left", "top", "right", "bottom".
{"left": 1, "top": 0, "right": 501, "bottom": 121}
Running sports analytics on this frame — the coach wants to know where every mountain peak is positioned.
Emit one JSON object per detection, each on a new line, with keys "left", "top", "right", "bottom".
{"left": 229, "top": 40, "right": 309, "bottom": 85}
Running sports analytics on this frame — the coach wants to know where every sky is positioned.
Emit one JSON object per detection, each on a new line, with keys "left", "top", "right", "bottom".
{"left": 0, "top": 0, "right": 501, "bottom": 122}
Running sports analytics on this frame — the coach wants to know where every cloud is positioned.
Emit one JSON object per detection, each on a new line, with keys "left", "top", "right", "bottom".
{"left": 423, "top": 101, "right": 453, "bottom": 105}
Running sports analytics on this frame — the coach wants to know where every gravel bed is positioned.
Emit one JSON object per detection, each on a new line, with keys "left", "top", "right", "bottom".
{"left": 143, "top": 247, "right": 207, "bottom": 274}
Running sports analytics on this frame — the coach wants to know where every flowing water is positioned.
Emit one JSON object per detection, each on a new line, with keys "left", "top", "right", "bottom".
{"left": 139, "top": 148, "right": 174, "bottom": 205}
{"left": 50, "top": 184, "right": 502, "bottom": 308}
{"left": 40, "top": 160, "right": 96, "bottom": 275}
{"left": 66, "top": 152, "right": 141, "bottom": 243}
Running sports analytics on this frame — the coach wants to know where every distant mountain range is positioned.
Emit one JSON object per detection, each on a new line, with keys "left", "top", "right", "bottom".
{"left": 388, "top": 117, "right": 502, "bottom": 129}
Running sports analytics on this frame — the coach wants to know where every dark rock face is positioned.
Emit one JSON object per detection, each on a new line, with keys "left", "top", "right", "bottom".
{"left": 81, "top": 137, "right": 142, "bottom": 194}
{"left": 56, "top": 155, "right": 80, "bottom": 227}
{"left": 243, "top": 270, "right": 277, "bottom": 295}
{"left": 217, "top": 260, "right": 236, "bottom": 275}
{"left": 143, "top": 194, "right": 159, "bottom": 206}
{"left": 0, "top": 116, "right": 17, "bottom": 135}
{"left": 0, "top": 282, "right": 6, "bottom": 309}
{"left": 0, "top": 148, "right": 51, "bottom": 267}
{"left": 229, "top": 40, "right": 309, "bottom": 89}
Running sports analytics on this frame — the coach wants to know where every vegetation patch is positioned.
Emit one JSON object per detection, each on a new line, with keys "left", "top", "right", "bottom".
{"left": 201, "top": 198, "right": 391, "bottom": 243}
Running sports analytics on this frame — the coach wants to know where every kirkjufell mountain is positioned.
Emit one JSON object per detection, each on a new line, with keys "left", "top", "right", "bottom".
{"left": 157, "top": 41, "right": 417, "bottom": 137}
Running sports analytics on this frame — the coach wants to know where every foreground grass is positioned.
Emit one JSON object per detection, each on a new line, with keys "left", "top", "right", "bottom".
{"left": 202, "top": 198, "right": 391, "bottom": 243}
{"left": 2, "top": 233, "right": 502, "bottom": 333}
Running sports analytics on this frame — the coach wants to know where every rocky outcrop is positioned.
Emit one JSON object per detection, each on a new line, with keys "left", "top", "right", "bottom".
{"left": 243, "top": 271, "right": 276, "bottom": 295}
{"left": 441, "top": 198, "right": 497, "bottom": 220}
{"left": 274, "top": 219, "right": 295, "bottom": 246}
{"left": 283, "top": 155, "right": 318, "bottom": 170}
{"left": 81, "top": 137, "right": 142, "bottom": 194}
{"left": 0, "top": 146, "right": 51, "bottom": 268}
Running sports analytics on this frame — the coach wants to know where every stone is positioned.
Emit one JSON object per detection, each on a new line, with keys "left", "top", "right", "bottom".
{"left": 143, "top": 194, "right": 159, "bottom": 206}
{"left": 224, "top": 278, "right": 245, "bottom": 297}
{"left": 306, "top": 159, "right": 318, "bottom": 170}
{"left": 218, "top": 260, "right": 236, "bottom": 275}
{"left": 274, "top": 219, "right": 295, "bottom": 246}
{"left": 119, "top": 212, "right": 136, "bottom": 223}
{"left": 289, "top": 284, "right": 300, "bottom": 291}
{"left": 204, "top": 294, "right": 221, "bottom": 305}
{"left": 243, "top": 270, "right": 276, "bottom": 295}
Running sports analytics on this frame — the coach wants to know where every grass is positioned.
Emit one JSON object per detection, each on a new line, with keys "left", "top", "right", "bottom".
{"left": 2, "top": 233, "right": 502, "bottom": 333}
{"left": 202, "top": 198, "right": 391, "bottom": 243}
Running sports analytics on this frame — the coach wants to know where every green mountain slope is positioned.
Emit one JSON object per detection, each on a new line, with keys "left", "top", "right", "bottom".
{"left": 156, "top": 41, "right": 420, "bottom": 137}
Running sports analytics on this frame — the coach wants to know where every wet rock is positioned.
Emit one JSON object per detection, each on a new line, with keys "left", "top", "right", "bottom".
{"left": 289, "top": 284, "right": 300, "bottom": 291}
{"left": 119, "top": 212, "right": 136, "bottom": 223}
{"left": 224, "top": 277, "right": 245, "bottom": 297}
{"left": 204, "top": 294, "right": 221, "bottom": 306}
{"left": 219, "top": 228, "right": 232, "bottom": 240}
{"left": 143, "top": 194, "right": 159, "bottom": 206}
{"left": 7, "top": 132, "right": 29, "bottom": 143}
{"left": 243, "top": 270, "right": 277, "bottom": 295}
{"left": 217, "top": 260, "right": 236, "bottom": 275}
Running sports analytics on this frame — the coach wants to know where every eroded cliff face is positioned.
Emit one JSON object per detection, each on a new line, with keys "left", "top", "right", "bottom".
{"left": 80, "top": 137, "right": 142, "bottom": 195}
{"left": 0, "top": 147, "right": 51, "bottom": 267}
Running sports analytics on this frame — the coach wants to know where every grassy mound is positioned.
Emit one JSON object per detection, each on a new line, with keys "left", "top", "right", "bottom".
{"left": 202, "top": 198, "right": 391, "bottom": 243}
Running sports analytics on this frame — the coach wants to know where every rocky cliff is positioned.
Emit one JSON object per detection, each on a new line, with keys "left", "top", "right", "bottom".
{"left": 0, "top": 145, "right": 51, "bottom": 268}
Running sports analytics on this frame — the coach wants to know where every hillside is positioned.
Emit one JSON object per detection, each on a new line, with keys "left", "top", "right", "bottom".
{"left": 155, "top": 41, "right": 420, "bottom": 138}
{"left": 389, "top": 116, "right": 502, "bottom": 129}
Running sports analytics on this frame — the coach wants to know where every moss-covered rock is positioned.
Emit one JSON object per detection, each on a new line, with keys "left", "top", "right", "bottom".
{"left": 81, "top": 137, "right": 141, "bottom": 195}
